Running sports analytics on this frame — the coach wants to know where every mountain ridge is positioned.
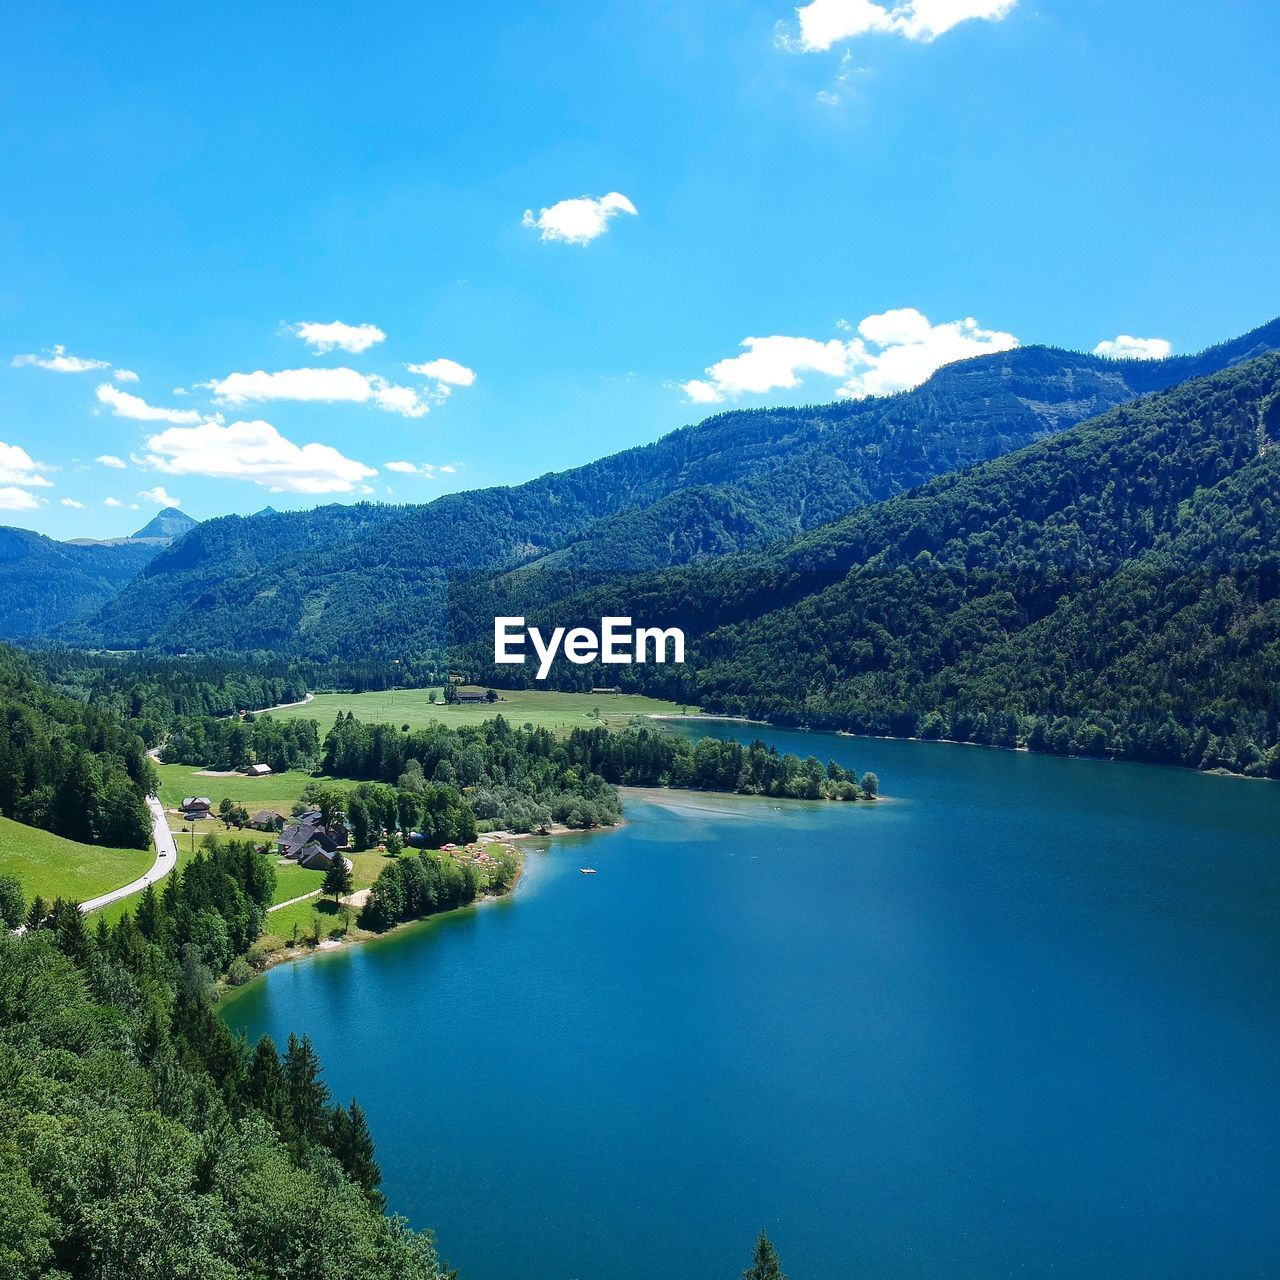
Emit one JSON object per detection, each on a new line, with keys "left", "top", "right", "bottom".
{"left": 57, "top": 315, "right": 1280, "bottom": 656}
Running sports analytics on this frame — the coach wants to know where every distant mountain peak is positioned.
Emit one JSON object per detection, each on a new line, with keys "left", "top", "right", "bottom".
{"left": 131, "top": 508, "right": 198, "bottom": 542}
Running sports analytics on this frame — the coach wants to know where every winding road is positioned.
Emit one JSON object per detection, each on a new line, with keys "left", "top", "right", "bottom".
{"left": 79, "top": 796, "right": 178, "bottom": 914}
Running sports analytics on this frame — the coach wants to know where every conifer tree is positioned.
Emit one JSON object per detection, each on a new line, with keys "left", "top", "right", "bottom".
{"left": 743, "top": 1231, "right": 786, "bottom": 1280}
{"left": 25, "top": 894, "right": 47, "bottom": 931}
{"left": 323, "top": 855, "right": 353, "bottom": 903}
{"left": 247, "top": 1036, "right": 291, "bottom": 1135}
{"left": 334, "top": 1099, "right": 384, "bottom": 1206}
{"left": 52, "top": 899, "right": 91, "bottom": 967}
{"left": 284, "top": 1032, "right": 331, "bottom": 1142}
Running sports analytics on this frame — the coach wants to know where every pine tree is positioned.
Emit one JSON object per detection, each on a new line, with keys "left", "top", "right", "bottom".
{"left": 25, "top": 894, "right": 48, "bottom": 931}
{"left": 743, "top": 1231, "right": 786, "bottom": 1280}
{"left": 283, "top": 1032, "right": 331, "bottom": 1142}
{"left": 333, "top": 1099, "right": 384, "bottom": 1206}
{"left": 52, "top": 898, "right": 91, "bottom": 967}
{"left": 323, "top": 855, "right": 353, "bottom": 903}
{"left": 247, "top": 1036, "right": 291, "bottom": 1136}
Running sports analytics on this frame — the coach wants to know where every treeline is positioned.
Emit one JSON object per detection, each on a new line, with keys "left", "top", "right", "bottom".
{"left": 0, "top": 839, "right": 449, "bottom": 1279}
{"left": 462, "top": 354, "right": 1280, "bottom": 778}
{"left": 361, "top": 844, "right": 521, "bottom": 931}
{"left": 319, "top": 714, "right": 875, "bottom": 833}
{"left": 163, "top": 713, "right": 322, "bottom": 773}
{"left": 301, "top": 778, "right": 478, "bottom": 850}
{"left": 560, "top": 724, "right": 876, "bottom": 799}
{"left": 321, "top": 712, "right": 624, "bottom": 831}
{"left": 33, "top": 649, "right": 310, "bottom": 747}
{"left": 0, "top": 645, "right": 152, "bottom": 848}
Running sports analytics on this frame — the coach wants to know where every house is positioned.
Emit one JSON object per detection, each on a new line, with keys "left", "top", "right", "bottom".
{"left": 279, "top": 822, "right": 338, "bottom": 859}
{"left": 181, "top": 796, "right": 212, "bottom": 818}
{"left": 279, "top": 821, "right": 318, "bottom": 858}
{"left": 243, "top": 763, "right": 273, "bottom": 777}
{"left": 454, "top": 686, "right": 491, "bottom": 703}
{"left": 298, "top": 843, "right": 339, "bottom": 872}
{"left": 251, "top": 810, "right": 285, "bottom": 832}
{"left": 329, "top": 821, "right": 350, "bottom": 849}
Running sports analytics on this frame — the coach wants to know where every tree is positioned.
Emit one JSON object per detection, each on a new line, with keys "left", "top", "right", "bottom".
{"left": 0, "top": 874, "right": 25, "bottom": 929}
{"left": 323, "top": 856, "right": 353, "bottom": 903}
{"left": 52, "top": 899, "right": 91, "bottom": 967}
{"left": 333, "top": 1099, "right": 384, "bottom": 1206}
{"left": 218, "top": 797, "right": 235, "bottom": 828}
{"left": 860, "top": 771, "right": 879, "bottom": 799}
{"left": 283, "top": 1033, "right": 331, "bottom": 1143}
{"left": 25, "top": 894, "right": 48, "bottom": 932}
{"left": 743, "top": 1231, "right": 786, "bottom": 1280}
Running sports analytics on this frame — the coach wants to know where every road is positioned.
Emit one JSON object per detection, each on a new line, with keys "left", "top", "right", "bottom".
{"left": 79, "top": 796, "right": 179, "bottom": 914}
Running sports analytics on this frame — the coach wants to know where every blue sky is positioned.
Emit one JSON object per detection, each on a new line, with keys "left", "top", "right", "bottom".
{"left": 2, "top": 0, "right": 1278, "bottom": 536}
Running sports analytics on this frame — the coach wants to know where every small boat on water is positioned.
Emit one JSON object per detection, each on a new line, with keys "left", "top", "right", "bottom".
{"left": 579, "top": 867, "right": 597, "bottom": 875}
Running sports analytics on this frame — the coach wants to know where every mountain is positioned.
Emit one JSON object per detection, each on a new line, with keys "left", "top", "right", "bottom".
{"left": 0, "top": 507, "right": 200, "bottom": 641}
{"left": 130, "top": 507, "right": 198, "bottom": 542}
{"left": 465, "top": 352, "right": 1280, "bottom": 776}
{"left": 64, "top": 317, "right": 1280, "bottom": 656}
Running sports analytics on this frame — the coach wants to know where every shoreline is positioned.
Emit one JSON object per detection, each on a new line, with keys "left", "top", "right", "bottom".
{"left": 218, "top": 822, "right": 625, "bottom": 999}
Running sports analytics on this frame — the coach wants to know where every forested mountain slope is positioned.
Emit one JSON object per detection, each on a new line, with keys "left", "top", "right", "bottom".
{"left": 66, "top": 317, "right": 1280, "bottom": 656}
{"left": 0, "top": 645, "right": 153, "bottom": 847}
{"left": 463, "top": 354, "right": 1280, "bottom": 774}
{"left": 0, "top": 513, "right": 195, "bottom": 640}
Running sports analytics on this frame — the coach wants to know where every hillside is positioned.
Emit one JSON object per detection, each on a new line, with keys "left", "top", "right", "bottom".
{"left": 463, "top": 353, "right": 1280, "bottom": 775}
{"left": 63, "top": 317, "right": 1280, "bottom": 657}
{"left": 0, "top": 509, "right": 199, "bottom": 639}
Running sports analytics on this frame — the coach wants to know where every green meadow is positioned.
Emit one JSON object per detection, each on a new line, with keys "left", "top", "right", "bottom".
{"left": 270, "top": 686, "right": 696, "bottom": 733}
{"left": 0, "top": 816, "right": 153, "bottom": 906}
{"left": 153, "top": 764, "right": 343, "bottom": 817}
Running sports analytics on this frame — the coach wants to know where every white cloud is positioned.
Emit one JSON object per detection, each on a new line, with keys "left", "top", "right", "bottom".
{"left": 439, "top": 464, "right": 458, "bottom": 474}
{"left": 140, "top": 419, "right": 378, "bottom": 494}
{"left": 61, "top": 497, "right": 86, "bottom": 509}
{"left": 407, "top": 358, "right": 476, "bottom": 387}
{"left": 0, "top": 487, "right": 43, "bottom": 511}
{"left": 784, "top": 0, "right": 1016, "bottom": 51}
{"left": 96, "top": 454, "right": 128, "bottom": 469}
{"left": 683, "top": 336, "right": 852, "bottom": 403}
{"left": 205, "top": 367, "right": 430, "bottom": 419}
{"left": 680, "top": 307, "right": 1018, "bottom": 403}
{"left": 139, "top": 485, "right": 180, "bottom": 507}
{"left": 1092, "top": 334, "right": 1173, "bottom": 361}
{"left": 0, "top": 442, "right": 54, "bottom": 488}
{"left": 11, "top": 344, "right": 109, "bottom": 374}
{"left": 113, "top": 368, "right": 140, "bottom": 383}
{"left": 96, "top": 383, "right": 207, "bottom": 425}
{"left": 289, "top": 321, "right": 386, "bottom": 355}
{"left": 522, "top": 192, "right": 637, "bottom": 245}
{"left": 384, "top": 460, "right": 442, "bottom": 478}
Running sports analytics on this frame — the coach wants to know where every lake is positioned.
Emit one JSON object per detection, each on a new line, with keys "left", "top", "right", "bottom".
{"left": 223, "top": 728, "right": 1280, "bottom": 1279}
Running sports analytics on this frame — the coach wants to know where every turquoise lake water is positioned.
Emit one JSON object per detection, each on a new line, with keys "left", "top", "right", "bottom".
{"left": 224, "top": 728, "right": 1280, "bottom": 1279}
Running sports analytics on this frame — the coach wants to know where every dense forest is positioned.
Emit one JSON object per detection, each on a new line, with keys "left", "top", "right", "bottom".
{"left": 35, "top": 650, "right": 310, "bottom": 748}
{"left": 0, "top": 646, "right": 153, "bottom": 848}
{"left": 454, "top": 354, "right": 1280, "bottom": 777}
{"left": 54, "top": 321, "right": 1279, "bottom": 658}
{"left": 0, "top": 841, "right": 451, "bottom": 1279}
{"left": 0, "top": 509, "right": 196, "bottom": 639}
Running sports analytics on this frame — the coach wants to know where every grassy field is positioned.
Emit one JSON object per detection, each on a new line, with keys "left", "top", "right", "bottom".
{"left": 269, "top": 686, "right": 697, "bottom": 733}
{"left": 260, "top": 848, "right": 394, "bottom": 942}
{"left": 153, "top": 764, "right": 343, "bottom": 818}
{"left": 0, "top": 816, "right": 154, "bottom": 906}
